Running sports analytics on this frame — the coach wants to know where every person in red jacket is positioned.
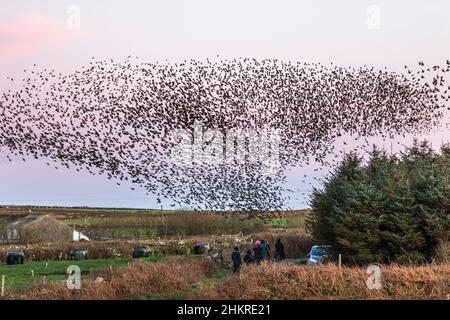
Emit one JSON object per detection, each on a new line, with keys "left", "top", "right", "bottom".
{"left": 253, "top": 240, "right": 263, "bottom": 265}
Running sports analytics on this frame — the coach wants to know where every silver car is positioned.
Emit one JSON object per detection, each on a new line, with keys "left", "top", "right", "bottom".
{"left": 307, "top": 245, "right": 332, "bottom": 265}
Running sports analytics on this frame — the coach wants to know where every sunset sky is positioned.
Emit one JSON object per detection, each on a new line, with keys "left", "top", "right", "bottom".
{"left": 1, "top": 0, "right": 450, "bottom": 208}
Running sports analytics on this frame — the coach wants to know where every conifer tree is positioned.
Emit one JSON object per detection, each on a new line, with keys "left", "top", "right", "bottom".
{"left": 307, "top": 140, "right": 450, "bottom": 264}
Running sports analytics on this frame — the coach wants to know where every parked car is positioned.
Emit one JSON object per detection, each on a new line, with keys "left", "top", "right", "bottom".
{"left": 307, "top": 245, "right": 332, "bottom": 265}
{"left": 132, "top": 245, "right": 151, "bottom": 258}
{"left": 193, "top": 242, "right": 210, "bottom": 255}
{"left": 6, "top": 251, "right": 24, "bottom": 265}
{"left": 69, "top": 248, "right": 88, "bottom": 260}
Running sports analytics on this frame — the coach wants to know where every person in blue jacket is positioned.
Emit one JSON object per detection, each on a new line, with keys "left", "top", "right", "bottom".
{"left": 259, "top": 240, "right": 270, "bottom": 261}
{"left": 231, "top": 247, "right": 242, "bottom": 273}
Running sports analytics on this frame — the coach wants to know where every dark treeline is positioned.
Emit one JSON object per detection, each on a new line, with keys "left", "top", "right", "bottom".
{"left": 308, "top": 140, "right": 450, "bottom": 265}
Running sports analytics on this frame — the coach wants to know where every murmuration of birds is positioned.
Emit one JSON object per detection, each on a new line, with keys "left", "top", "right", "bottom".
{"left": 1, "top": 58, "right": 450, "bottom": 218}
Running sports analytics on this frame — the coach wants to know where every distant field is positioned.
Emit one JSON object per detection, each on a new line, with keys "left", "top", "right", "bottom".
{"left": 0, "top": 206, "right": 310, "bottom": 240}
{"left": 0, "top": 206, "right": 311, "bottom": 242}
{"left": 0, "top": 205, "right": 309, "bottom": 218}
{"left": 0, "top": 205, "right": 177, "bottom": 218}
{"left": 62, "top": 213, "right": 267, "bottom": 239}
{"left": 267, "top": 216, "right": 306, "bottom": 229}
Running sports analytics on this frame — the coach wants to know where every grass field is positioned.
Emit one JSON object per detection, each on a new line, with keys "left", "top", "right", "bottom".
{"left": 267, "top": 216, "right": 306, "bottom": 229}
{"left": 6, "top": 256, "right": 219, "bottom": 300}
{"left": 0, "top": 256, "right": 164, "bottom": 290}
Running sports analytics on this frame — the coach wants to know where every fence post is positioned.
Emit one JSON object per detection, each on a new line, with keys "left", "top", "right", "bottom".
{"left": 338, "top": 254, "right": 342, "bottom": 268}
{"left": 1, "top": 275, "right": 5, "bottom": 297}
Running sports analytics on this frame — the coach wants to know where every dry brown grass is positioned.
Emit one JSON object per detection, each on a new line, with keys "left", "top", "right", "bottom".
{"left": 7, "top": 256, "right": 449, "bottom": 300}
{"left": 0, "top": 241, "right": 133, "bottom": 263}
{"left": 9, "top": 257, "right": 218, "bottom": 300}
{"left": 64, "top": 213, "right": 265, "bottom": 238}
{"left": 0, "top": 233, "right": 253, "bottom": 262}
{"left": 435, "top": 239, "right": 450, "bottom": 264}
{"left": 195, "top": 262, "right": 450, "bottom": 300}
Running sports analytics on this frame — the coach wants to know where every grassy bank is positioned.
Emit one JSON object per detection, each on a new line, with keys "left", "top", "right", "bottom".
{"left": 6, "top": 257, "right": 449, "bottom": 300}
{"left": 7, "top": 256, "right": 218, "bottom": 300}
{"left": 0, "top": 257, "right": 147, "bottom": 290}
{"left": 195, "top": 262, "right": 450, "bottom": 300}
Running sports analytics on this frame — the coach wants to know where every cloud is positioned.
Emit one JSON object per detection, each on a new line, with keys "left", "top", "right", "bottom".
{"left": 0, "top": 13, "right": 79, "bottom": 58}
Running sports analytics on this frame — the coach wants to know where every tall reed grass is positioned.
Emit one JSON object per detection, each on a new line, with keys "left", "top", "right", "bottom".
{"left": 195, "top": 263, "right": 450, "bottom": 300}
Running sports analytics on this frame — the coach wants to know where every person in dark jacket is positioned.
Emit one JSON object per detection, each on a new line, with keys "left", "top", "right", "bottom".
{"left": 253, "top": 241, "right": 263, "bottom": 265}
{"left": 275, "top": 238, "right": 286, "bottom": 261}
{"left": 231, "top": 247, "right": 242, "bottom": 273}
{"left": 260, "top": 240, "right": 270, "bottom": 261}
{"left": 243, "top": 250, "right": 255, "bottom": 264}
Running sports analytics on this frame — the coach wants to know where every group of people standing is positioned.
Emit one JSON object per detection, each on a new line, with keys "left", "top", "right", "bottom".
{"left": 231, "top": 238, "right": 286, "bottom": 273}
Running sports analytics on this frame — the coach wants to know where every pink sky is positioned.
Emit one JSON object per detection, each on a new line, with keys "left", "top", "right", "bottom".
{"left": 0, "top": 13, "right": 72, "bottom": 58}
